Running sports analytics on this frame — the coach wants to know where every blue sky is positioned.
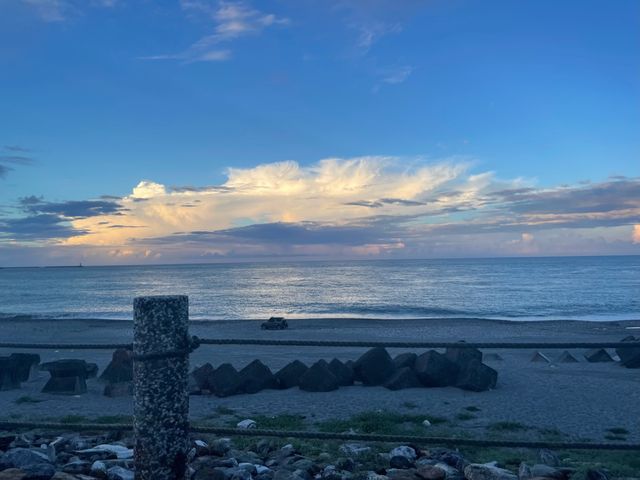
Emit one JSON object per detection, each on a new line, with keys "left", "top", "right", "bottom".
{"left": 1, "top": 0, "right": 639, "bottom": 265}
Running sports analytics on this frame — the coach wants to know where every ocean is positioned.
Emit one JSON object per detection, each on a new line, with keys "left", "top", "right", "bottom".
{"left": 0, "top": 256, "right": 638, "bottom": 321}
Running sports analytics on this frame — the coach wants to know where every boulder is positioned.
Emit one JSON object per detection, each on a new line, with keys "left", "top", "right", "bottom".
{"left": 207, "top": 364, "right": 242, "bottom": 397}
{"left": 445, "top": 343, "right": 482, "bottom": 369}
{"left": 0, "top": 448, "right": 51, "bottom": 470}
{"left": 530, "top": 464, "right": 565, "bottom": 479}
{"left": 275, "top": 361, "right": 308, "bottom": 389}
{"left": 530, "top": 352, "right": 551, "bottom": 363}
{"left": 616, "top": 335, "right": 640, "bottom": 368}
{"left": 556, "top": 351, "right": 579, "bottom": 363}
{"left": 537, "top": 449, "right": 560, "bottom": 467}
{"left": 0, "top": 357, "right": 20, "bottom": 391}
{"left": 389, "top": 456, "right": 413, "bottom": 469}
{"left": 584, "top": 349, "right": 614, "bottom": 363}
{"left": 190, "top": 363, "right": 215, "bottom": 392}
{"left": 299, "top": 360, "right": 339, "bottom": 392}
{"left": 9, "top": 354, "right": 40, "bottom": 382}
{"left": 415, "top": 465, "right": 447, "bottom": 480}
{"left": 463, "top": 463, "right": 517, "bottom": 480}
{"left": 99, "top": 349, "right": 133, "bottom": 384}
{"left": 21, "top": 463, "right": 56, "bottom": 479}
{"left": 392, "top": 353, "right": 417, "bottom": 370}
{"left": 238, "top": 360, "right": 278, "bottom": 394}
{"left": 585, "top": 469, "right": 609, "bottom": 480}
{"left": 353, "top": 347, "right": 395, "bottom": 386}
{"left": 40, "top": 359, "right": 95, "bottom": 395}
{"left": 413, "top": 351, "right": 459, "bottom": 387}
{"left": 328, "top": 359, "right": 354, "bottom": 386}
{"left": 455, "top": 360, "right": 497, "bottom": 392}
{"left": 383, "top": 367, "right": 421, "bottom": 390}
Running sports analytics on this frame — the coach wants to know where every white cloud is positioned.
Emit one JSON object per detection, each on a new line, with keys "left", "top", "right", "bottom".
{"left": 144, "top": 1, "right": 289, "bottom": 63}
{"left": 381, "top": 65, "right": 413, "bottom": 85}
{"left": 20, "top": 0, "right": 116, "bottom": 22}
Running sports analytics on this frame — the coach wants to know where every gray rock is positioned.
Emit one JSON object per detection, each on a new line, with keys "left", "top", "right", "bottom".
{"left": 530, "top": 464, "right": 564, "bottom": 479}
{"left": 584, "top": 349, "right": 614, "bottom": 363}
{"left": 99, "top": 349, "right": 133, "bottom": 384}
{"left": 190, "top": 363, "right": 215, "bottom": 392}
{"left": 275, "top": 361, "right": 308, "bottom": 389}
{"left": 530, "top": 352, "right": 551, "bottom": 363}
{"left": 414, "top": 351, "right": 459, "bottom": 387}
{"left": 21, "top": 462, "right": 56, "bottom": 480}
{"left": 339, "top": 444, "right": 372, "bottom": 458}
{"left": 106, "top": 466, "right": 134, "bottom": 480}
{"left": 518, "top": 462, "right": 532, "bottom": 479}
{"left": 389, "top": 447, "right": 416, "bottom": 461}
{"left": 455, "top": 360, "right": 497, "bottom": 392}
{"left": 0, "top": 448, "right": 52, "bottom": 470}
{"left": 9, "top": 353, "right": 40, "bottom": 382}
{"left": 556, "top": 351, "right": 579, "bottom": 363}
{"left": 208, "top": 364, "right": 242, "bottom": 397}
{"left": 209, "top": 438, "right": 232, "bottom": 456}
{"left": 40, "top": 359, "right": 94, "bottom": 395}
{"left": 299, "top": 360, "right": 340, "bottom": 392}
{"left": 328, "top": 359, "right": 354, "bottom": 386}
{"left": 537, "top": 449, "right": 560, "bottom": 467}
{"left": 62, "top": 460, "right": 91, "bottom": 474}
{"left": 383, "top": 367, "right": 421, "bottom": 390}
{"left": 585, "top": 469, "right": 609, "bottom": 480}
{"left": 616, "top": 335, "right": 640, "bottom": 368}
{"left": 353, "top": 348, "right": 395, "bottom": 386}
{"left": 389, "top": 456, "right": 413, "bottom": 469}
{"left": 392, "top": 353, "right": 417, "bottom": 370}
{"left": 445, "top": 343, "right": 482, "bottom": 369}
{"left": 463, "top": 463, "right": 517, "bottom": 480}
{"left": 239, "top": 360, "right": 278, "bottom": 394}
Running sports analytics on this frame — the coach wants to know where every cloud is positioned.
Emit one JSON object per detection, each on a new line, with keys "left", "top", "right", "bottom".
{"left": 19, "top": 0, "right": 117, "bottom": 22}
{"left": 633, "top": 225, "right": 640, "bottom": 244}
{"left": 0, "top": 145, "right": 35, "bottom": 179}
{"left": 20, "top": 197, "right": 124, "bottom": 218}
{"left": 380, "top": 65, "right": 413, "bottom": 85}
{"left": 0, "top": 165, "right": 10, "bottom": 178}
{"left": 142, "top": 1, "right": 289, "bottom": 63}
{"left": 0, "top": 214, "right": 84, "bottom": 240}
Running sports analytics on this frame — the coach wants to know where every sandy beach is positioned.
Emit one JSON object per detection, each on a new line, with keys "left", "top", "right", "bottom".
{"left": 1, "top": 317, "right": 639, "bottom": 443}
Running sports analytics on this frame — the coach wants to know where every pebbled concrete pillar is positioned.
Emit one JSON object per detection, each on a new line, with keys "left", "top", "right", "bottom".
{"left": 133, "top": 295, "right": 190, "bottom": 480}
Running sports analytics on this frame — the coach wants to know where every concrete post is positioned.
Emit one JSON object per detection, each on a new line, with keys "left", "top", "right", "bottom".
{"left": 133, "top": 295, "right": 190, "bottom": 480}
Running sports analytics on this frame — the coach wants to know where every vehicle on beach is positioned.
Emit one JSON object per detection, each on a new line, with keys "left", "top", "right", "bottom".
{"left": 261, "top": 317, "right": 288, "bottom": 330}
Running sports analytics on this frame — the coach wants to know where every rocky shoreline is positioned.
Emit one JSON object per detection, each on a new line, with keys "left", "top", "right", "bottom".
{"left": 0, "top": 426, "right": 627, "bottom": 480}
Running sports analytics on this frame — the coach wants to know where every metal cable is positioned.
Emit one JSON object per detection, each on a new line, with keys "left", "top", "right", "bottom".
{"left": 0, "top": 421, "right": 637, "bottom": 451}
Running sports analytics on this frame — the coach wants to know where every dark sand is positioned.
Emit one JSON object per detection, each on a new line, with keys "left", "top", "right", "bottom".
{"left": 1, "top": 317, "right": 638, "bottom": 442}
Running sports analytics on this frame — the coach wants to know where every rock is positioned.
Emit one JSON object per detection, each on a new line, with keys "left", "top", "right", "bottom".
{"left": 51, "top": 473, "right": 80, "bottom": 480}
{"left": 556, "top": 351, "right": 579, "bottom": 363}
{"left": 616, "top": 336, "right": 640, "bottom": 368}
{"left": 416, "top": 465, "right": 447, "bottom": 480}
{"left": 483, "top": 353, "right": 503, "bottom": 362}
{"left": 336, "top": 458, "right": 356, "bottom": 472}
{"left": 530, "top": 352, "right": 551, "bottom": 363}
{"left": 390, "top": 447, "right": 416, "bottom": 462}
{"left": 237, "top": 419, "right": 257, "bottom": 429}
{"left": 463, "top": 463, "right": 517, "bottom": 480}
{"left": 537, "top": 449, "right": 559, "bottom": 467}
{"left": 91, "top": 460, "right": 108, "bottom": 478}
{"left": 299, "top": 360, "right": 340, "bottom": 392}
{"left": 583, "top": 349, "right": 614, "bottom": 363}
{"left": 339, "top": 444, "right": 371, "bottom": 458}
{"left": 62, "top": 460, "right": 91, "bottom": 474}
{"left": 275, "top": 361, "right": 309, "bottom": 389}
{"left": 445, "top": 343, "right": 482, "bottom": 369}
{"left": 103, "top": 382, "right": 132, "bottom": 397}
{"left": 190, "top": 363, "right": 215, "bottom": 392}
{"left": 328, "top": 359, "right": 354, "bottom": 386}
{"left": 99, "top": 349, "right": 133, "bottom": 384}
{"left": 383, "top": 367, "right": 421, "bottom": 390}
{"left": 40, "top": 360, "right": 94, "bottom": 395}
{"left": 0, "top": 448, "right": 51, "bottom": 470}
{"left": 209, "top": 438, "right": 232, "bottom": 456}
{"left": 392, "top": 353, "right": 417, "bottom": 370}
{"left": 422, "top": 420, "right": 432, "bottom": 428}
{"left": 106, "top": 466, "right": 134, "bottom": 480}
{"left": 21, "top": 463, "right": 55, "bottom": 480}
{"left": 76, "top": 445, "right": 133, "bottom": 460}
{"left": 385, "top": 469, "right": 416, "bottom": 480}
{"left": 0, "top": 468, "right": 27, "bottom": 480}
{"left": 353, "top": 348, "right": 395, "bottom": 386}
{"left": 455, "top": 360, "right": 497, "bottom": 392}
{"left": 193, "top": 465, "right": 226, "bottom": 480}
{"left": 585, "top": 470, "right": 609, "bottom": 480}
{"left": 9, "top": 354, "right": 40, "bottom": 382}
{"left": 413, "top": 351, "right": 459, "bottom": 387}
{"left": 518, "top": 463, "right": 532, "bottom": 479}
{"left": 239, "top": 360, "right": 278, "bottom": 394}
{"left": 530, "top": 464, "right": 564, "bottom": 479}
{"left": 389, "top": 456, "right": 413, "bottom": 469}
{"left": 430, "top": 450, "right": 466, "bottom": 471}
{"left": 208, "top": 363, "right": 242, "bottom": 397}
{"left": 0, "top": 357, "right": 21, "bottom": 390}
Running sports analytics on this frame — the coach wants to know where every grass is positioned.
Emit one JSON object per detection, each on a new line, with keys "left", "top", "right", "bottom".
{"left": 14, "top": 395, "right": 43, "bottom": 405}
{"left": 58, "top": 415, "right": 88, "bottom": 424}
{"left": 239, "top": 414, "right": 306, "bottom": 431}
{"left": 94, "top": 415, "right": 133, "bottom": 424}
{"left": 215, "top": 405, "right": 237, "bottom": 416}
{"left": 317, "top": 411, "right": 447, "bottom": 436}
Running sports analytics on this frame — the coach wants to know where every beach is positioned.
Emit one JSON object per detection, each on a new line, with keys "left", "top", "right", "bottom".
{"left": 1, "top": 317, "right": 638, "bottom": 443}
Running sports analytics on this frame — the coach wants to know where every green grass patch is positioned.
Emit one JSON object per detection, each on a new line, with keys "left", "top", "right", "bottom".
{"left": 94, "top": 415, "right": 133, "bottom": 424}
{"left": 247, "top": 414, "right": 306, "bottom": 431}
{"left": 14, "top": 395, "right": 43, "bottom": 405}
{"left": 487, "top": 421, "right": 529, "bottom": 432}
{"left": 58, "top": 415, "right": 88, "bottom": 424}
{"left": 317, "top": 411, "right": 447, "bottom": 436}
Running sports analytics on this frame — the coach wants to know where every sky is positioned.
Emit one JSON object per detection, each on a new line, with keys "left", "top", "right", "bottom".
{"left": 0, "top": 0, "right": 639, "bottom": 266}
